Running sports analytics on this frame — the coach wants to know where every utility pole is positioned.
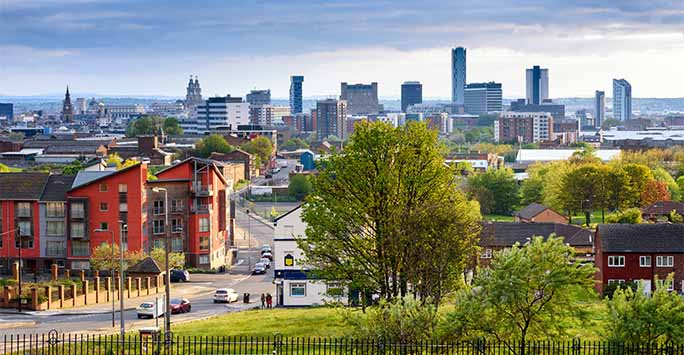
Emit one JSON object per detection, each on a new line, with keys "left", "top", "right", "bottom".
{"left": 16, "top": 228, "right": 22, "bottom": 313}
{"left": 119, "top": 222, "right": 126, "bottom": 353}
{"left": 152, "top": 187, "right": 171, "bottom": 348}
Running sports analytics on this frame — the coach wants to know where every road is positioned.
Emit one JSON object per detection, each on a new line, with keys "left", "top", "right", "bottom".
{"left": 0, "top": 210, "right": 275, "bottom": 341}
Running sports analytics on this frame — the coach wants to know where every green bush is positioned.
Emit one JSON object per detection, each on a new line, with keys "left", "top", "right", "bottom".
{"left": 605, "top": 208, "right": 643, "bottom": 224}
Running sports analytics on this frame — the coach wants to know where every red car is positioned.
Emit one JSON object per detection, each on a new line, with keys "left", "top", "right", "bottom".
{"left": 170, "top": 298, "right": 191, "bottom": 314}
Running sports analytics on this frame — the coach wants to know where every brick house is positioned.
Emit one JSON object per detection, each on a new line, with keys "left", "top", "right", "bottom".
{"left": 595, "top": 223, "right": 684, "bottom": 294}
{"left": 641, "top": 201, "right": 684, "bottom": 221}
{"left": 38, "top": 174, "right": 75, "bottom": 271}
{"left": 210, "top": 149, "right": 254, "bottom": 180}
{"left": 513, "top": 203, "right": 568, "bottom": 224}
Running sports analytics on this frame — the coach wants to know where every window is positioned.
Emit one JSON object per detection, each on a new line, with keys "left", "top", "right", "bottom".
{"left": 99, "top": 203, "right": 108, "bottom": 211}
{"left": 657, "top": 279, "right": 674, "bottom": 291}
{"left": 99, "top": 222, "right": 108, "bottom": 231}
{"left": 70, "top": 222, "right": 85, "bottom": 238}
{"left": 118, "top": 184, "right": 127, "bottom": 193}
{"left": 46, "top": 202, "right": 65, "bottom": 217}
{"left": 15, "top": 234, "right": 34, "bottom": 249}
{"left": 153, "top": 200, "right": 165, "bottom": 215}
{"left": 199, "top": 218, "right": 210, "bottom": 232}
{"left": 46, "top": 241, "right": 64, "bottom": 257}
{"left": 607, "top": 279, "right": 625, "bottom": 285}
{"left": 99, "top": 183, "right": 108, "bottom": 192}
{"left": 640, "top": 256, "right": 651, "bottom": 267}
{"left": 198, "top": 255, "right": 209, "bottom": 264}
{"left": 608, "top": 256, "right": 625, "bottom": 267}
{"left": 70, "top": 203, "right": 84, "bottom": 218}
{"left": 153, "top": 239, "right": 165, "bottom": 250}
{"left": 71, "top": 260, "right": 90, "bottom": 270}
{"left": 171, "top": 218, "right": 182, "bottom": 233}
{"left": 656, "top": 256, "right": 674, "bottom": 267}
{"left": 153, "top": 220, "right": 165, "bottom": 235}
{"left": 290, "top": 283, "right": 306, "bottom": 297}
{"left": 17, "top": 220, "right": 32, "bottom": 236}
{"left": 481, "top": 249, "right": 493, "bottom": 259}
{"left": 119, "top": 203, "right": 128, "bottom": 212}
{"left": 47, "top": 221, "right": 65, "bottom": 236}
{"left": 172, "top": 238, "right": 183, "bottom": 252}
{"left": 71, "top": 241, "right": 89, "bottom": 256}
{"left": 171, "top": 199, "right": 184, "bottom": 212}
{"left": 200, "top": 236, "right": 209, "bottom": 250}
{"left": 16, "top": 202, "right": 31, "bottom": 217}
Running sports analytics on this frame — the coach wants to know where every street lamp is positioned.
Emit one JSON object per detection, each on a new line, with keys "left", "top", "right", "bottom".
{"left": 151, "top": 187, "right": 171, "bottom": 346}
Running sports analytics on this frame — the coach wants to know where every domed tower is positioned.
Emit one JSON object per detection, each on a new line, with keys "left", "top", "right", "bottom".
{"left": 184, "top": 75, "right": 203, "bottom": 113}
{"left": 61, "top": 86, "right": 74, "bottom": 122}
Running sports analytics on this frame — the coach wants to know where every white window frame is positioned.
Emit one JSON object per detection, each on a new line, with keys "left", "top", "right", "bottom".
{"left": 640, "top": 256, "right": 651, "bottom": 267}
{"left": 198, "top": 255, "right": 209, "bottom": 264}
{"left": 481, "top": 248, "right": 493, "bottom": 259}
{"left": 656, "top": 255, "right": 674, "bottom": 267}
{"left": 608, "top": 255, "right": 625, "bottom": 267}
{"left": 46, "top": 221, "right": 64, "bottom": 236}
{"left": 657, "top": 279, "right": 674, "bottom": 291}
{"left": 607, "top": 279, "right": 625, "bottom": 285}
{"left": 153, "top": 220, "right": 165, "bottom": 235}
{"left": 290, "top": 282, "right": 306, "bottom": 297}
{"left": 199, "top": 218, "right": 210, "bottom": 232}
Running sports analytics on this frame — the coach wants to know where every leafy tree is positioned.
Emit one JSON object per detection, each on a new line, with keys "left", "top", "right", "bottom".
{"left": 241, "top": 136, "right": 273, "bottom": 167}
{"left": 606, "top": 275, "right": 684, "bottom": 343}
{"left": 195, "top": 134, "right": 235, "bottom": 158}
{"left": 288, "top": 174, "right": 312, "bottom": 201}
{"left": 106, "top": 153, "right": 123, "bottom": 168}
{"left": 560, "top": 164, "right": 609, "bottom": 225}
{"left": 0, "top": 163, "right": 11, "bottom": 172}
{"left": 300, "top": 121, "right": 481, "bottom": 305}
{"left": 466, "top": 168, "right": 519, "bottom": 215}
{"left": 126, "top": 116, "right": 183, "bottom": 136}
{"left": 641, "top": 180, "right": 671, "bottom": 207}
{"left": 150, "top": 247, "right": 185, "bottom": 269}
{"left": 520, "top": 175, "right": 544, "bottom": 206}
{"left": 668, "top": 210, "right": 684, "bottom": 223}
{"left": 90, "top": 243, "right": 146, "bottom": 271}
{"left": 605, "top": 165, "right": 630, "bottom": 211}
{"left": 453, "top": 161, "right": 474, "bottom": 176}
{"left": 605, "top": 208, "right": 643, "bottom": 224}
{"left": 445, "top": 236, "right": 596, "bottom": 348}
{"left": 281, "top": 138, "right": 309, "bottom": 151}
{"left": 652, "top": 167, "right": 680, "bottom": 201}
{"left": 622, "top": 163, "right": 654, "bottom": 208}
{"left": 62, "top": 161, "right": 84, "bottom": 175}
{"left": 162, "top": 117, "right": 183, "bottom": 135}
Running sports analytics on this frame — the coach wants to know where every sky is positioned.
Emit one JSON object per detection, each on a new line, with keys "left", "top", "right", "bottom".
{"left": 1, "top": 0, "right": 684, "bottom": 98}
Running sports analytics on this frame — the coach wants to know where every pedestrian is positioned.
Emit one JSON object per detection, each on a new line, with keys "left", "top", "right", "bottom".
{"left": 266, "top": 293, "right": 272, "bottom": 309}
{"left": 260, "top": 293, "right": 266, "bottom": 308}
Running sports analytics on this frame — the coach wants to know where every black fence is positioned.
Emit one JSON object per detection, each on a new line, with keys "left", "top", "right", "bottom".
{"left": 4, "top": 334, "right": 684, "bottom": 355}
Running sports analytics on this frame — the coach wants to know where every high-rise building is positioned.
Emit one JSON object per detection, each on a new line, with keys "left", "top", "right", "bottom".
{"left": 0, "top": 103, "right": 13, "bottom": 120}
{"left": 464, "top": 82, "right": 503, "bottom": 114}
{"left": 246, "top": 90, "right": 271, "bottom": 106}
{"left": 75, "top": 98, "right": 87, "bottom": 115}
{"left": 185, "top": 75, "right": 203, "bottom": 112}
{"left": 451, "top": 47, "right": 466, "bottom": 104}
{"left": 185, "top": 96, "right": 249, "bottom": 134}
{"left": 595, "top": 90, "right": 605, "bottom": 127}
{"left": 401, "top": 81, "right": 422, "bottom": 113}
{"left": 525, "top": 66, "right": 549, "bottom": 105}
{"left": 290, "top": 76, "right": 304, "bottom": 114}
{"left": 316, "top": 99, "right": 347, "bottom": 141}
{"left": 250, "top": 105, "right": 273, "bottom": 126}
{"left": 61, "top": 86, "right": 74, "bottom": 122}
{"left": 510, "top": 98, "right": 565, "bottom": 120}
{"left": 613, "top": 79, "right": 632, "bottom": 121}
{"left": 340, "top": 82, "right": 382, "bottom": 115}
{"left": 494, "top": 112, "right": 553, "bottom": 144}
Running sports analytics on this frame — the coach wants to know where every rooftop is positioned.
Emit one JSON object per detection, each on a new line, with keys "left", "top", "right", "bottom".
{"left": 480, "top": 222, "right": 592, "bottom": 248}
{"left": 0, "top": 172, "right": 50, "bottom": 200}
{"left": 515, "top": 149, "right": 621, "bottom": 163}
{"left": 598, "top": 224, "right": 684, "bottom": 253}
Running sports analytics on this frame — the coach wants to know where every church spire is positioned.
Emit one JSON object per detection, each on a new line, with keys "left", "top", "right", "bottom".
{"left": 62, "top": 85, "right": 74, "bottom": 122}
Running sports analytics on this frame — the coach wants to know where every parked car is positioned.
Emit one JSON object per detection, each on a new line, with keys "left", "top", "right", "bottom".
{"left": 252, "top": 262, "right": 267, "bottom": 275}
{"left": 170, "top": 298, "right": 191, "bottom": 314}
{"left": 213, "top": 288, "right": 239, "bottom": 303}
{"left": 259, "top": 258, "right": 271, "bottom": 268}
{"left": 260, "top": 245, "right": 272, "bottom": 255}
{"left": 170, "top": 269, "right": 190, "bottom": 283}
{"left": 270, "top": 168, "right": 281, "bottom": 174}
{"left": 265, "top": 172, "right": 273, "bottom": 178}
{"left": 136, "top": 298, "right": 165, "bottom": 319}
{"left": 261, "top": 251, "right": 273, "bottom": 261}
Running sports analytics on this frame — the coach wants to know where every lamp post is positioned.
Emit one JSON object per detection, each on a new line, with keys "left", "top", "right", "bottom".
{"left": 152, "top": 187, "right": 171, "bottom": 346}
{"left": 119, "top": 222, "right": 127, "bottom": 352}
{"left": 95, "top": 228, "right": 116, "bottom": 328}
{"left": 15, "top": 228, "right": 22, "bottom": 313}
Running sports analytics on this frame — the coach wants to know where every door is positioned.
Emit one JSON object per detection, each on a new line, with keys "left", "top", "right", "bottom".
{"left": 641, "top": 280, "right": 652, "bottom": 295}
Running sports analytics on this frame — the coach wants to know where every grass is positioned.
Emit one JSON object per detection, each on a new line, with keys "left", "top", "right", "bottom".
{"left": 569, "top": 210, "right": 606, "bottom": 226}
{"left": 483, "top": 214, "right": 514, "bottom": 222}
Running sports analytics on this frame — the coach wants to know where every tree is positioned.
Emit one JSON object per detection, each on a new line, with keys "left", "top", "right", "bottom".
{"left": 126, "top": 116, "right": 183, "bottom": 137}
{"left": 560, "top": 164, "right": 609, "bottom": 225}
{"left": 195, "top": 134, "right": 235, "bottom": 158}
{"left": 641, "top": 180, "right": 671, "bottom": 207}
{"left": 163, "top": 117, "right": 183, "bottom": 135}
{"left": 652, "top": 167, "right": 680, "bottom": 201}
{"left": 281, "top": 138, "right": 309, "bottom": 151}
{"left": 90, "top": 243, "right": 145, "bottom": 271}
{"left": 466, "top": 168, "right": 519, "bottom": 215}
{"left": 606, "top": 275, "right": 684, "bottom": 343}
{"left": 445, "top": 236, "right": 596, "bottom": 350}
{"left": 0, "top": 163, "right": 11, "bottom": 173}
{"left": 61, "top": 160, "right": 84, "bottom": 175}
{"left": 300, "top": 121, "right": 481, "bottom": 305}
{"left": 150, "top": 248, "right": 185, "bottom": 269}
{"left": 622, "top": 163, "right": 654, "bottom": 208}
{"left": 288, "top": 174, "right": 312, "bottom": 201}
{"left": 605, "top": 208, "right": 643, "bottom": 224}
{"left": 241, "top": 136, "right": 273, "bottom": 167}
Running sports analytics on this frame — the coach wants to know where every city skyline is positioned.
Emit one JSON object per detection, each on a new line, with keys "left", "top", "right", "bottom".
{"left": 2, "top": 1, "right": 684, "bottom": 98}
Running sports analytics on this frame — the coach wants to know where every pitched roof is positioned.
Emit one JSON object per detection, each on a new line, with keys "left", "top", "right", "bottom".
{"left": 480, "top": 222, "right": 593, "bottom": 247}
{"left": 0, "top": 172, "right": 50, "bottom": 200}
{"left": 72, "top": 171, "right": 116, "bottom": 189}
{"left": 154, "top": 157, "right": 227, "bottom": 185}
{"left": 513, "top": 203, "right": 550, "bottom": 220}
{"left": 642, "top": 201, "right": 684, "bottom": 215}
{"left": 40, "top": 175, "right": 76, "bottom": 201}
{"left": 126, "top": 257, "right": 162, "bottom": 274}
{"left": 598, "top": 224, "right": 684, "bottom": 253}
{"left": 273, "top": 204, "right": 303, "bottom": 223}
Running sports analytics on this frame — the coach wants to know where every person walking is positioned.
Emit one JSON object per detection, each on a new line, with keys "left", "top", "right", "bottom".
{"left": 266, "top": 293, "right": 272, "bottom": 309}
{"left": 260, "top": 293, "right": 266, "bottom": 309}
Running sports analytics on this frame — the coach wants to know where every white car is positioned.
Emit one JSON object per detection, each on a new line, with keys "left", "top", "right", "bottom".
{"left": 137, "top": 298, "right": 165, "bottom": 319}
{"left": 213, "top": 288, "right": 239, "bottom": 303}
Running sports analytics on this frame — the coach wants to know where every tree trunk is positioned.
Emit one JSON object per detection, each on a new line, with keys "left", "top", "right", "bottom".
{"left": 585, "top": 210, "right": 591, "bottom": 226}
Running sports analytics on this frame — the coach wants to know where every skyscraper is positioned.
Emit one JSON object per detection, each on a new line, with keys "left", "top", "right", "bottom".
{"left": 290, "top": 75, "right": 304, "bottom": 114}
{"left": 0, "top": 103, "right": 13, "bottom": 120}
{"left": 61, "top": 86, "right": 74, "bottom": 122}
{"left": 401, "top": 81, "right": 422, "bottom": 113}
{"left": 246, "top": 89, "right": 271, "bottom": 106}
{"left": 525, "top": 66, "right": 549, "bottom": 105}
{"left": 316, "top": 99, "right": 347, "bottom": 141}
{"left": 464, "top": 82, "right": 503, "bottom": 114}
{"left": 613, "top": 79, "right": 632, "bottom": 121}
{"left": 341, "top": 82, "right": 382, "bottom": 115}
{"left": 594, "top": 90, "right": 605, "bottom": 127}
{"left": 451, "top": 47, "right": 466, "bottom": 104}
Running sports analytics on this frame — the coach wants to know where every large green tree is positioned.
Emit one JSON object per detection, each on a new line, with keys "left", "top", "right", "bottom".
{"left": 300, "top": 121, "right": 481, "bottom": 305}
{"left": 445, "top": 236, "right": 596, "bottom": 350}
{"left": 288, "top": 174, "right": 313, "bottom": 201}
{"left": 281, "top": 138, "right": 309, "bottom": 151}
{"left": 466, "top": 168, "right": 519, "bottom": 215}
{"left": 241, "top": 136, "right": 273, "bottom": 166}
{"left": 126, "top": 116, "right": 183, "bottom": 137}
{"left": 195, "top": 134, "right": 235, "bottom": 158}
{"left": 622, "top": 163, "right": 654, "bottom": 208}
{"left": 560, "top": 163, "right": 610, "bottom": 225}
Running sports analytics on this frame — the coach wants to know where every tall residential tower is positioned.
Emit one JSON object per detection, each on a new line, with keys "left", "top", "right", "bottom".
{"left": 525, "top": 66, "right": 549, "bottom": 105}
{"left": 401, "top": 81, "right": 422, "bottom": 113}
{"left": 290, "top": 76, "right": 304, "bottom": 114}
{"left": 594, "top": 90, "right": 605, "bottom": 128}
{"left": 451, "top": 47, "right": 466, "bottom": 104}
{"left": 613, "top": 79, "right": 632, "bottom": 121}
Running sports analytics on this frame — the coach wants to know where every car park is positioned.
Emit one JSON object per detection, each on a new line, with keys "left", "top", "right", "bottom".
{"left": 213, "top": 288, "right": 239, "bottom": 303}
{"left": 170, "top": 298, "right": 192, "bottom": 314}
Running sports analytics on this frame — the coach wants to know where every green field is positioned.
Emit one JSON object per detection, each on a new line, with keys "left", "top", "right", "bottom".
{"left": 483, "top": 214, "right": 514, "bottom": 222}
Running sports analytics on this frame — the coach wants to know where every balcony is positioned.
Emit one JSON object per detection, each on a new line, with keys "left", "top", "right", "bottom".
{"left": 191, "top": 182, "right": 213, "bottom": 197}
{"left": 45, "top": 246, "right": 66, "bottom": 257}
{"left": 191, "top": 204, "right": 212, "bottom": 214}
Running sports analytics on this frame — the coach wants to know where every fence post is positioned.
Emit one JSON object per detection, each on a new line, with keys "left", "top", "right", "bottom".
{"left": 58, "top": 285, "right": 64, "bottom": 308}
{"left": 126, "top": 277, "right": 132, "bottom": 299}
{"left": 45, "top": 286, "right": 51, "bottom": 310}
{"left": 70, "top": 284, "right": 77, "bottom": 307}
{"left": 94, "top": 277, "right": 101, "bottom": 303}
{"left": 51, "top": 264, "right": 58, "bottom": 281}
{"left": 82, "top": 280, "right": 89, "bottom": 305}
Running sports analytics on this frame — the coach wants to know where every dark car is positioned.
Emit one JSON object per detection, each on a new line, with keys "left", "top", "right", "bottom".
{"left": 252, "top": 262, "right": 267, "bottom": 275}
{"left": 170, "top": 269, "right": 190, "bottom": 282}
{"left": 170, "top": 298, "right": 191, "bottom": 314}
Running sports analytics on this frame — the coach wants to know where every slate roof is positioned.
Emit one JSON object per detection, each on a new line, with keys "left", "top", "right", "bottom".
{"left": 0, "top": 172, "right": 50, "bottom": 200}
{"left": 642, "top": 201, "right": 684, "bottom": 215}
{"left": 126, "top": 257, "right": 162, "bottom": 274}
{"left": 480, "top": 222, "right": 593, "bottom": 247}
{"left": 40, "top": 175, "right": 76, "bottom": 201}
{"left": 72, "top": 171, "right": 116, "bottom": 189}
{"left": 598, "top": 224, "right": 684, "bottom": 253}
{"left": 513, "top": 203, "right": 550, "bottom": 220}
